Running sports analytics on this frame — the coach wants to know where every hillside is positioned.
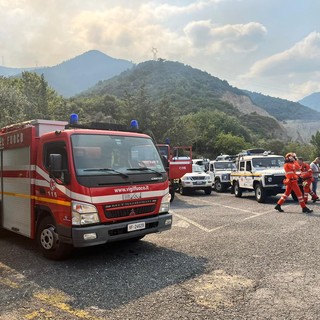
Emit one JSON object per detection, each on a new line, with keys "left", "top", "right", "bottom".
{"left": 299, "top": 92, "right": 320, "bottom": 112}
{"left": 243, "top": 91, "right": 320, "bottom": 121}
{"left": 82, "top": 60, "right": 286, "bottom": 139}
{"left": 83, "top": 60, "right": 270, "bottom": 116}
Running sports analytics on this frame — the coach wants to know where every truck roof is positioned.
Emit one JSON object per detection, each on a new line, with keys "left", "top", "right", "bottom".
{"left": 1, "top": 119, "right": 150, "bottom": 139}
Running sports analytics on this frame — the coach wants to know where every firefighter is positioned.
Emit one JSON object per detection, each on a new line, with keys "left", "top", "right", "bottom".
{"left": 297, "top": 157, "right": 319, "bottom": 203}
{"left": 275, "top": 153, "right": 313, "bottom": 213}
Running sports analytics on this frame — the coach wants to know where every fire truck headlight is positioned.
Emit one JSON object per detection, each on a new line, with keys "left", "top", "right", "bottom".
{"left": 72, "top": 201, "right": 100, "bottom": 225}
{"left": 159, "top": 193, "right": 170, "bottom": 213}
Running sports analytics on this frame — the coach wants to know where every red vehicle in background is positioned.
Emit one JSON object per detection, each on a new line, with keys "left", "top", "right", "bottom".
{"left": 157, "top": 144, "right": 193, "bottom": 202}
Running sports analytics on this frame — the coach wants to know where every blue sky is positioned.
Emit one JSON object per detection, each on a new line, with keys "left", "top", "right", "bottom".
{"left": 1, "top": 0, "right": 319, "bottom": 101}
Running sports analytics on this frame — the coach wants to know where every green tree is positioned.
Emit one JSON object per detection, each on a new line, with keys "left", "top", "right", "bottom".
{"left": 214, "top": 133, "right": 250, "bottom": 156}
{"left": 0, "top": 77, "right": 28, "bottom": 127}
{"left": 259, "top": 139, "right": 286, "bottom": 155}
{"left": 284, "top": 141, "right": 315, "bottom": 162}
{"left": 310, "top": 131, "right": 320, "bottom": 158}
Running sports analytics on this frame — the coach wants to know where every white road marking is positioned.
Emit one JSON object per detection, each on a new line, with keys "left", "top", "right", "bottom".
{"left": 171, "top": 196, "right": 291, "bottom": 232}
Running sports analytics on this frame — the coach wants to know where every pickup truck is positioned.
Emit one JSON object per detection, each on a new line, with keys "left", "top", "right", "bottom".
{"left": 179, "top": 164, "right": 213, "bottom": 195}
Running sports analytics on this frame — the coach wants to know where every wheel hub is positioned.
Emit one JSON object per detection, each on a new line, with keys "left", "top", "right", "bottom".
{"left": 40, "top": 227, "right": 57, "bottom": 250}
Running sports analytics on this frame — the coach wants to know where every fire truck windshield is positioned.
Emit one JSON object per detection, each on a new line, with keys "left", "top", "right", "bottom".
{"left": 71, "top": 134, "right": 165, "bottom": 178}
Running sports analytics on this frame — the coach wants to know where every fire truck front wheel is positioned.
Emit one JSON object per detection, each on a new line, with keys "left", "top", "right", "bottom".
{"left": 37, "top": 216, "right": 73, "bottom": 260}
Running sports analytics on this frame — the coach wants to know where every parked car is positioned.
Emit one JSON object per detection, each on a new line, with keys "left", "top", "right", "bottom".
{"left": 179, "top": 164, "right": 213, "bottom": 195}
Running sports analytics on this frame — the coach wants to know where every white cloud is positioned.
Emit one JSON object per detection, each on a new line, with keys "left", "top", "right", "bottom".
{"left": 151, "top": 0, "right": 221, "bottom": 18}
{"left": 235, "top": 32, "right": 320, "bottom": 100}
{"left": 247, "top": 32, "right": 320, "bottom": 77}
{"left": 184, "top": 20, "right": 267, "bottom": 53}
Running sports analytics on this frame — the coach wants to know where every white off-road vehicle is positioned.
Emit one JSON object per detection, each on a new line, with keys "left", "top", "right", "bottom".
{"left": 230, "top": 149, "right": 285, "bottom": 203}
{"left": 179, "top": 164, "right": 213, "bottom": 195}
{"left": 208, "top": 160, "right": 236, "bottom": 192}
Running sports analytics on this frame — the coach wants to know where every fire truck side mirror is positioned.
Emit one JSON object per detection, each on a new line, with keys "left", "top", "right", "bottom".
{"left": 49, "top": 154, "right": 70, "bottom": 185}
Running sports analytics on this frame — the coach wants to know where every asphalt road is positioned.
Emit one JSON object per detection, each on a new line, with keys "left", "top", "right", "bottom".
{"left": 1, "top": 190, "right": 320, "bottom": 319}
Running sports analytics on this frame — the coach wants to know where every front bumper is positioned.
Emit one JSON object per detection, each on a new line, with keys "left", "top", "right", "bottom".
{"left": 181, "top": 181, "right": 212, "bottom": 188}
{"left": 70, "top": 213, "right": 173, "bottom": 247}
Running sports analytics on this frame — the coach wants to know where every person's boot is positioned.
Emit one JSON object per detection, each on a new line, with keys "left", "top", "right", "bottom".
{"left": 275, "top": 204, "right": 284, "bottom": 212}
{"left": 303, "top": 207, "right": 313, "bottom": 214}
{"left": 313, "top": 197, "right": 319, "bottom": 203}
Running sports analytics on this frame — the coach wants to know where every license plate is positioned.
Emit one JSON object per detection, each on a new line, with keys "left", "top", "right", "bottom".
{"left": 127, "top": 222, "right": 145, "bottom": 232}
{"left": 194, "top": 181, "right": 205, "bottom": 185}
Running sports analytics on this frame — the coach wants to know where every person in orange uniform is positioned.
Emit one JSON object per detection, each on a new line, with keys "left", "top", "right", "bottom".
{"left": 298, "top": 157, "right": 319, "bottom": 203}
{"left": 275, "top": 153, "right": 313, "bottom": 213}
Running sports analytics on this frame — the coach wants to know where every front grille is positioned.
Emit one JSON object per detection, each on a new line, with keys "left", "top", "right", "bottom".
{"left": 221, "top": 174, "right": 230, "bottom": 181}
{"left": 191, "top": 176, "right": 205, "bottom": 181}
{"left": 264, "top": 175, "right": 285, "bottom": 185}
{"left": 104, "top": 199, "right": 157, "bottom": 219}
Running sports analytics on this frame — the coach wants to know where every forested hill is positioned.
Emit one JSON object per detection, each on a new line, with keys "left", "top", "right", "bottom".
{"left": 85, "top": 60, "right": 243, "bottom": 98}
{"left": 82, "top": 60, "right": 248, "bottom": 115}
{"left": 244, "top": 90, "right": 320, "bottom": 121}
{"left": 83, "top": 60, "right": 319, "bottom": 121}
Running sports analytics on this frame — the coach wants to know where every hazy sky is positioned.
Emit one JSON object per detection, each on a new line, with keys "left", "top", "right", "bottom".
{"left": 1, "top": 0, "right": 319, "bottom": 101}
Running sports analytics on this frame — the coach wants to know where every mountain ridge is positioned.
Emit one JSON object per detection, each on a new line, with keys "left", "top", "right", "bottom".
{"left": 298, "top": 92, "right": 320, "bottom": 112}
{"left": 0, "top": 50, "right": 134, "bottom": 97}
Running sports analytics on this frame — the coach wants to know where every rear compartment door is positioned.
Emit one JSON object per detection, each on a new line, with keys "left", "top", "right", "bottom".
{"left": 2, "top": 146, "right": 32, "bottom": 237}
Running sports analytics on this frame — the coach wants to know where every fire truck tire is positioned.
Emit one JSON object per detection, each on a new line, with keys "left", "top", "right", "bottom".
{"left": 234, "top": 182, "right": 242, "bottom": 197}
{"left": 255, "top": 183, "right": 266, "bottom": 203}
{"left": 37, "top": 216, "right": 72, "bottom": 260}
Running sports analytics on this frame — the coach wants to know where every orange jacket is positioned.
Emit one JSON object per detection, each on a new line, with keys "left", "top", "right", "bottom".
{"left": 300, "top": 162, "right": 313, "bottom": 180}
{"left": 284, "top": 161, "right": 300, "bottom": 180}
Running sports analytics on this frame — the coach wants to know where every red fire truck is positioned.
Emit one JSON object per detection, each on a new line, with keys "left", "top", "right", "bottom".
{"left": 0, "top": 118, "right": 172, "bottom": 260}
{"left": 157, "top": 144, "right": 193, "bottom": 201}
